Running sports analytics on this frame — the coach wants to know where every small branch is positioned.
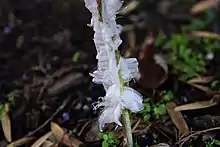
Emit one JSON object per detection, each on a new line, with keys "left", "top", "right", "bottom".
{"left": 177, "top": 127, "right": 220, "bottom": 146}
{"left": 26, "top": 96, "right": 71, "bottom": 137}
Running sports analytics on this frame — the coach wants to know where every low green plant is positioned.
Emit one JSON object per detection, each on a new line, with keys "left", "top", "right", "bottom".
{"left": 205, "top": 139, "right": 220, "bottom": 147}
{"left": 0, "top": 91, "right": 17, "bottom": 120}
{"left": 100, "top": 132, "right": 120, "bottom": 147}
{"left": 139, "top": 90, "right": 174, "bottom": 121}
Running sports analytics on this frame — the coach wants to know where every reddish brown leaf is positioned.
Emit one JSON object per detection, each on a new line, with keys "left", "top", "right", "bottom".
{"left": 137, "top": 34, "right": 168, "bottom": 89}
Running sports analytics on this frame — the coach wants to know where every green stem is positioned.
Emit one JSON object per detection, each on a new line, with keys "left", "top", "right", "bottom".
{"left": 115, "top": 50, "right": 133, "bottom": 147}
{"left": 96, "top": 1, "right": 133, "bottom": 145}
{"left": 122, "top": 109, "right": 133, "bottom": 147}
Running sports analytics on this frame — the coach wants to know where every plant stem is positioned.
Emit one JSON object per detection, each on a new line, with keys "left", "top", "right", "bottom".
{"left": 97, "top": 0, "right": 133, "bottom": 146}
{"left": 122, "top": 109, "right": 133, "bottom": 147}
{"left": 115, "top": 50, "right": 133, "bottom": 147}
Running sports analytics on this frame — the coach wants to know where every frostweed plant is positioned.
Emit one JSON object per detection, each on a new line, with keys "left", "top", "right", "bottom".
{"left": 84, "top": 0, "right": 144, "bottom": 146}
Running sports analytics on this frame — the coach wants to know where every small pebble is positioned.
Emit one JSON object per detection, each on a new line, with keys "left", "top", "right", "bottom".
{"left": 83, "top": 105, "right": 90, "bottom": 111}
{"left": 4, "top": 26, "right": 11, "bottom": 34}
{"left": 206, "top": 52, "right": 214, "bottom": 60}
{"left": 62, "top": 112, "right": 70, "bottom": 121}
{"left": 75, "top": 103, "right": 82, "bottom": 110}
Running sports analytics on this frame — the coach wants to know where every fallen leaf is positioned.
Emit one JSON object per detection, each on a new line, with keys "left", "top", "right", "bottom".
{"left": 50, "top": 122, "right": 71, "bottom": 146}
{"left": 166, "top": 102, "right": 189, "bottom": 135}
{"left": 30, "top": 131, "right": 52, "bottom": 147}
{"left": 69, "top": 138, "right": 84, "bottom": 147}
{"left": 7, "top": 137, "right": 35, "bottom": 147}
{"left": 151, "top": 143, "right": 170, "bottom": 147}
{"left": 191, "top": 0, "right": 218, "bottom": 14}
{"left": 41, "top": 140, "right": 54, "bottom": 147}
{"left": 1, "top": 103, "right": 12, "bottom": 142}
{"left": 154, "top": 54, "right": 168, "bottom": 77}
{"left": 50, "top": 122, "right": 84, "bottom": 147}
{"left": 138, "top": 53, "right": 168, "bottom": 89}
{"left": 190, "top": 84, "right": 217, "bottom": 96}
{"left": 119, "top": 1, "right": 140, "bottom": 15}
{"left": 192, "top": 31, "right": 220, "bottom": 40}
{"left": 187, "top": 76, "right": 213, "bottom": 84}
{"left": 175, "top": 100, "right": 218, "bottom": 111}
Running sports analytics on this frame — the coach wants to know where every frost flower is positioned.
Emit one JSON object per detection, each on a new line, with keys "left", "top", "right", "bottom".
{"left": 84, "top": 0, "right": 144, "bottom": 131}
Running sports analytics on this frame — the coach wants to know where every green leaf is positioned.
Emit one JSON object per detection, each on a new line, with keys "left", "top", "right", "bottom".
{"left": 108, "top": 139, "right": 114, "bottom": 144}
{"left": 72, "top": 52, "right": 80, "bottom": 62}
{"left": 163, "top": 91, "right": 174, "bottom": 101}
{"left": 144, "top": 114, "right": 151, "bottom": 122}
{"left": 102, "top": 141, "right": 109, "bottom": 147}
{"left": 214, "top": 139, "right": 220, "bottom": 145}
{"left": 115, "top": 140, "right": 120, "bottom": 145}
{"left": 153, "top": 104, "right": 166, "bottom": 118}
{"left": 103, "top": 134, "right": 108, "bottom": 141}
{"left": 108, "top": 132, "right": 115, "bottom": 139}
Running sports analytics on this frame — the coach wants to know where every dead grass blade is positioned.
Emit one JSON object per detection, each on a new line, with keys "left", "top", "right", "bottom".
{"left": 187, "top": 76, "right": 213, "bottom": 84}
{"left": 119, "top": 1, "right": 140, "bottom": 15}
{"left": 191, "top": 0, "right": 218, "bottom": 14}
{"left": 192, "top": 31, "right": 220, "bottom": 40}
{"left": 166, "top": 102, "right": 189, "bottom": 135}
{"left": 30, "top": 131, "right": 52, "bottom": 147}
{"left": 7, "top": 137, "right": 35, "bottom": 147}
{"left": 1, "top": 103, "right": 12, "bottom": 142}
{"left": 175, "top": 100, "right": 218, "bottom": 111}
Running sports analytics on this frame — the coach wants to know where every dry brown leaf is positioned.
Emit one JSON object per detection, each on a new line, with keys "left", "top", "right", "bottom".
{"left": 192, "top": 31, "right": 220, "bottom": 40}
{"left": 50, "top": 122, "right": 84, "bottom": 147}
{"left": 175, "top": 100, "right": 218, "bottom": 111}
{"left": 190, "top": 84, "right": 216, "bottom": 96}
{"left": 154, "top": 54, "right": 168, "bottom": 76}
{"left": 138, "top": 47, "right": 168, "bottom": 89}
{"left": 187, "top": 76, "right": 213, "bottom": 84}
{"left": 30, "top": 131, "right": 52, "bottom": 147}
{"left": 151, "top": 143, "right": 170, "bottom": 147}
{"left": 50, "top": 122, "right": 71, "bottom": 146}
{"left": 1, "top": 103, "right": 12, "bottom": 142}
{"left": 119, "top": 1, "right": 140, "bottom": 15}
{"left": 69, "top": 138, "right": 84, "bottom": 147}
{"left": 191, "top": 0, "right": 218, "bottom": 14}
{"left": 166, "top": 102, "right": 189, "bottom": 135}
{"left": 41, "top": 140, "right": 54, "bottom": 147}
{"left": 7, "top": 137, "right": 35, "bottom": 147}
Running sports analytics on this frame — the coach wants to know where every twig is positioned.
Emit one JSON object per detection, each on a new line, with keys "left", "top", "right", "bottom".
{"left": 26, "top": 96, "right": 71, "bottom": 137}
{"left": 177, "top": 127, "right": 220, "bottom": 146}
